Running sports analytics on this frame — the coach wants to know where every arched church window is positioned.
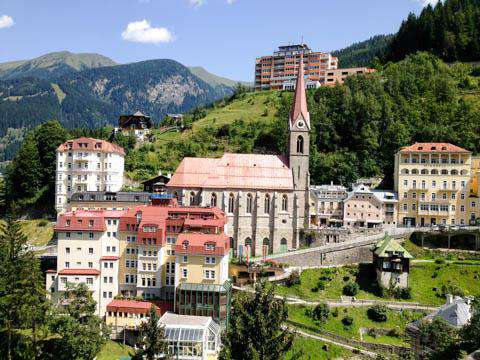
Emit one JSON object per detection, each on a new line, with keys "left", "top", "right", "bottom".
{"left": 210, "top": 193, "right": 217, "bottom": 207}
{"left": 282, "top": 194, "right": 288, "bottom": 212}
{"left": 264, "top": 194, "right": 271, "bottom": 214}
{"left": 246, "top": 193, "right": 253, "bottom": 214}
{"left": 297, "top": 135, "right": 304, "bottom": 154}
{"left": 228, "top": 193, "right": 235, "bottom": 213}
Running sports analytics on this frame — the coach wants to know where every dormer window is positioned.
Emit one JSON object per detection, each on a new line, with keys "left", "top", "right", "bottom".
{"left": 143, "top": 225, "right": 157, "bottom": 233}
{"left": 205, "top": 243, "right": 215, "bottom": 251}
{"left": 89, "top": 220, "right": 94, "bottom": 227}
{"left": 418, "top": 146, "right": 423, "bottom": 150}
{"left": 182, "top": 241, "right": 189, "bottom": 249}
{"left": 136, "top": 211, "right": 142, "bottom": 223}
{"left": 66, "top": 220, "right": 71, "bottom": 227}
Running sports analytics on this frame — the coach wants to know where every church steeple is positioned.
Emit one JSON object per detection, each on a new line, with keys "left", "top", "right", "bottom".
{"left": 289, "top": 52, "right": 310, "bottom": 130}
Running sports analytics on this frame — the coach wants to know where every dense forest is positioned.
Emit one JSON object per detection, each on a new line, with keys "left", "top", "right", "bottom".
{"left": 332, "top": 35, "right": 392, "bottom": 68}
{"left": 385, "top": 0, "right": 480, "bottom": 63}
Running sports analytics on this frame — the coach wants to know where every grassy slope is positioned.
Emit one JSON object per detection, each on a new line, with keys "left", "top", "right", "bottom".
{"left": 0, "top": 219, "right": 54, "bottom": 246}
{"left": 128, "top": 91, "right": 281, "bottom": 179}
{"left": 286, "top": 336, "right": 353, "bottom": 359}
{"left": 97, "top": 341, "right": 133, "bottom": 360}
{"left": 275, "top": 263, "right": 480, "bottom": 305}
{"left": 288, "top": 305, "right": 423, "bottom": 347}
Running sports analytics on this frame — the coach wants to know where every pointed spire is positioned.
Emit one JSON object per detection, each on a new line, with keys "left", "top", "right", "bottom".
{"left": 289, "top": 51, "right": 310, "bottom": 129}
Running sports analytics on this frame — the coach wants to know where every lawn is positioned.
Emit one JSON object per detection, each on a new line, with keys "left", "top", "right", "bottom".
{"left": 285, "top": 336, "right": 355, "bottom": 360}
{"left": 275, "top": 262, "right": 480, "bottom": 306}
{"left": 18, "top": 219, "right": 54, "bottom": 246}
{"left": 288, "top": 304, "right": 423, "bottom": 348}
{"left": 97, "top": 340, "right": 134, "bottom": 360}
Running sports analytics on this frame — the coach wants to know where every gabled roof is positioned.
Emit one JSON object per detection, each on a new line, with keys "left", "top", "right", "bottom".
{"left": 373, "top": 235, "right": 413, "bottom": 259}
{"left": 399, "top": 143, "right": 470, "bottom": 153}
{"left": 289, "top": 53, "right": 310, "bottom": 129}
{"left": 167, "top": 153, "right": 294, "bottom": 190}
{"left": 57, "top": 137, "right": 125, "bottom": 156}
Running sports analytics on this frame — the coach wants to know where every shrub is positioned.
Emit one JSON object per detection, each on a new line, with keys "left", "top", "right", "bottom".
{"left": 343, "top": 282, "right": 359, "bottom": 296}
{"left": 343, "top": 276, "right": 350, "bottom": 282}
{"left": 38, "top": 219, "right": 49, "bottom": 227}
{"left": 342, "top": 316, "right": 353, "bottom": 326}
{"left": 316, "top": 280, "right": 325, "bottom": 290}
{"left": 311, "top": 303, "right": 330, "bottom": 323}
{"left": 367, "top": 305, "right": 388, "bottom": 322}
{"left": 435, "top": 258, "right": 446, "bottom": 265}
{"left": 399, "top": 287, "right": 412, "bottom": 300}
{"left": 285, "top": 270, "right": 301, "bottom": 287}
{"left": 331, "top": 308, "right": 339, "bottom": 318}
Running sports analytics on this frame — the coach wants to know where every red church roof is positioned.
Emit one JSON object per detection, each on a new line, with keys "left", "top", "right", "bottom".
{"left": 167, "top": 153, "right": 293, "bottom": 190}
{"left": 289, "top": 52, "right": 310, "bottom": 129}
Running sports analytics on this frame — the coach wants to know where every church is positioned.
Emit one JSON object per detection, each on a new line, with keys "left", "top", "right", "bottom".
{"left": 167, "top": 55, "right": 311, "bottom": 257}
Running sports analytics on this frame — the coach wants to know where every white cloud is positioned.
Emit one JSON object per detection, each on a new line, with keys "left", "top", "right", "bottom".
{"left": 418, "top": 0, "right": 440, "bottom": 6}
{"left": 121, "top": 20, "right": 174, "bottom": 44}
{"left": 0, "top": 15, "right": 14, "bottom": 29}
{"left": 189, "top": 0, "right": 204, "bottom": 7}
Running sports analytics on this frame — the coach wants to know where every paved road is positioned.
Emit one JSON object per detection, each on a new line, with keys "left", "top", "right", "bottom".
{"left": 285, "top": 326, "right": 377, "bottom": 358}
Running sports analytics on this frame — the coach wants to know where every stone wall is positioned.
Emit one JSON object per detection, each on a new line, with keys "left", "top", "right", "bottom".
{"left": 273, "top": 243, "right": 374, "bottom": 267}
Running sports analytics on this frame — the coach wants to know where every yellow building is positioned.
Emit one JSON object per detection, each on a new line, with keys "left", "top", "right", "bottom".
{"left": 394, "top": 143, "right": 476, "bottom": 226}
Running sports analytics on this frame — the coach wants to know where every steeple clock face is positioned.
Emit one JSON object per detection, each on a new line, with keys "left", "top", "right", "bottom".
{"left": 296, "top": 120, "right": 304, "bottom": 128}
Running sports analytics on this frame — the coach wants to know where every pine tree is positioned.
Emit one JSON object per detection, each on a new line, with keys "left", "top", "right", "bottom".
{"left": 219, "top": 282, "right": 294, "bottom": 360}
{"left": 0, "top": 218, "right": 49, "bottom": 359}
{"left": 133, "top": 305, "right": 170, "bottom": 360}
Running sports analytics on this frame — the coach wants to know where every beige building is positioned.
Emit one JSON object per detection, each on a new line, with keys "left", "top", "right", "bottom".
{"left": 394, "top": 143, "right": 475, "bottom": 227}
{"left": 310, "top": 184, "right": 347, "bottom": 227}
{"left": 325, "top": 67, "right": 376, "bottom": 86}
{"left": 343, "top": 185, "right": 398, "bottom": 228}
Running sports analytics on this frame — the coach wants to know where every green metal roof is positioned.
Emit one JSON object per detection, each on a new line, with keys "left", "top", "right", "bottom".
{"left": 373, "top": 235, "right": 413, "bottom": 259}
{"left": 178, "top": 282, "right": 228, "bottom": 293}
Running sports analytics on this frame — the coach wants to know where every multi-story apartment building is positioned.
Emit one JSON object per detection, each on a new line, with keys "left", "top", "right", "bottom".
{"left": 254, "top": 44, "right": 338, "bottom": 91}
{"left": 46, "top": 199, "right": 230, "bottom": 322}
{"left": 343, "top": 185, "right": 398, "bottom": 228}
{"left": 394, "top": 143, "right": 474, "bottom": 227}
{"left": 55, "top": 138, "right": 125, "bottom": 214}
{"left": 310, "top": 184, "right": 347, "bottom": 227}
{"left": 325, "top": 67, "right": 376, "bottom": 86}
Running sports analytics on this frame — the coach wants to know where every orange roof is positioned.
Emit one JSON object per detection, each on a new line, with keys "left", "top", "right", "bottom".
{"left": 55, "top": 210, "right": 127, "bottom": 232}
{"left": 167, "top": 153, "right": 293, "bottom": 190}
{"left": 175, "top": 233, "right": 229, "bottom": 256}
{"left": 100, "top": 256, "right": 119, "bottom": 261}
{"left": 58, "top": 269, "right": 100, "bottom": 275}
{"left": 106, "top": 299, "right": 173, "bottom": 315}
{"left": 289, "top": 53, "right": 310, "bottom": 129}
{"left": 57, "top": 137, "right": 125, "bottom": 156}
{"left": 399, "top": 143, "right": 470, "bottom": 153}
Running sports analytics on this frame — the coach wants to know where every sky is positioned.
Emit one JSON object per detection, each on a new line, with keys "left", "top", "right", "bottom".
{"left": 0, "top": 0, "right": 437, "bottom": 81}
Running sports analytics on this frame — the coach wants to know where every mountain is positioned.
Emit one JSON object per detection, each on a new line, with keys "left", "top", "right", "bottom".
{"left": 332, "top": 35, "right": 392, "bottom": 68}
{"left": 0, "top": 51, "right": 117, "bottom": 80}
{"left": 188, "top": 66, "right": 252, "bottom": 97}
{"left": 384, "top": 0, "right": 480, "bottom": 63}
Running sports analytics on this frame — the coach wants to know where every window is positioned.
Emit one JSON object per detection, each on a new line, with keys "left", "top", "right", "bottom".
{"left": 89, "top": 232, "right": 94, "bottom": 239}
{"left": 228, "top": 193, "right": 235, "bottom": 213}
{"left": 205, "top": 243, "right": 215, "bottom": 251}
{"left": 88, "top": 262, "right": 93, "bottom": 268}
{"left": 166, "top": 236, "right": 176, "bottom": 244}
{"left": 66, "top": 247, "right": 70, "bottom": 254}
{"left": 246, "top": 193, "right": 253, "bottom": 214}
{"left": 210, "top": 193, "right": 217, "bottom": 207}
{"left": 66, "top": 232, "right": 71, "bottom": 238}
{"left": 204, "top": 270, "right": 216, "bottom": 280}
{"left": 104, "top": 276, "right": 108, "bottom": 283}
{"left": 189, "top": 192, "right": 196, "bottom": 206}
{"left": 205, "top": 256, "right": 216, "bottom": 264}
{"left": 182, "top": 268, "right": 188, "bottom": 278}
{"left": 61, "top": 277, "right": 67, "bottom": 284}
{"left": 264, "top": 194, "right": 271, "bottom": 214}
{"left": 65, "top": 262, "right": 70, "bottom": 268}
{"left": 282, "top": 194, "right": 288, "bottom": 212}
{"left": 296, "top": 135, "right": 304, "bottom": 153}
{"left": 182, "top": 255, "right": 188, "bottom": 263}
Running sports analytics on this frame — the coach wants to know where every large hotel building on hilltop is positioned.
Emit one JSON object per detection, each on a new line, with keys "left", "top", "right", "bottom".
{"left": 255, "top": 44, "right": 338, "bottom": 91}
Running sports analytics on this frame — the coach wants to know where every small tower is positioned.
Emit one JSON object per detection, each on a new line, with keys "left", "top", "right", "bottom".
{"left": 288, "top": 52, "right": 311, "bottom": 246}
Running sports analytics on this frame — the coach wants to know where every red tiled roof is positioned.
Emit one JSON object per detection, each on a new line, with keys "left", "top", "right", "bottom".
{"left": 55, "top": 210, "right": 127, "bottom": 232}
{"left": 167, "top": 153, "right": 293, "bottom": 190}
{"left": 100, "top": 256, "right": 119, "bottom": 261}
{"left": 290, "top": 53, "right": 310, "bottom": 129}
{"left": 57, "top": 137, "right": 125, "bottom": 156}
{"left": 399, "top": 143, "right": 470, "bottom": 153}
{"left": 106, "top": 299, "right": 173, "bottom": 315}
{"left": 46, "top": 269, "right": 57, "bottom": 273}
{"left": 58, "top": 269, "right": 101, "bottom": 275}
{"left": 174, "top": 233, "right": 229, "bottom": 256}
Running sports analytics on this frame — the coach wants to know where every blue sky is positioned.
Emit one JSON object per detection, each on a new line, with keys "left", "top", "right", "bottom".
{"left": 0, "top": 0, "right": 435, "bottom": 81}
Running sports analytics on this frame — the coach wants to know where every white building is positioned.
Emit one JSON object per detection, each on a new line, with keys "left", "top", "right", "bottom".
{"left": 55, "top": 137, "right": 125, "bottom": 214}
